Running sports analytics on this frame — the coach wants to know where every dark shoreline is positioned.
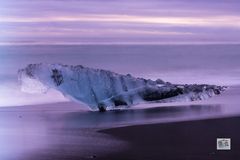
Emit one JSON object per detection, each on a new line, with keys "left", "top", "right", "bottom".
{"left": 99, "top": 116, "right": 240, "bottom": 160}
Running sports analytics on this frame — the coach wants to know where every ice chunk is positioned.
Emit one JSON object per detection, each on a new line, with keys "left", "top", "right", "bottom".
{"left": 18, "top": 64, "right": 226, "bottom": 111}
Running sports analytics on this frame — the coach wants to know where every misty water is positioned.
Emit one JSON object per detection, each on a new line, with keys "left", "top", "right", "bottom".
{"left": 1, "top": 45, "right": 240, "bottom": 85}
{"left": 0, "top": 45, "right": 240, "bottom": 159}
{"left": 1, "top": 44, "right": 240, "bottom": 106}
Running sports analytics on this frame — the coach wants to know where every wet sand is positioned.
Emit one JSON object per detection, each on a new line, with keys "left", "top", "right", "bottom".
{"left": 99, "top": 116, "right": 240, "bottom": 160}
{"left": 0, "top": 104, "right": 239, "bottom": 160}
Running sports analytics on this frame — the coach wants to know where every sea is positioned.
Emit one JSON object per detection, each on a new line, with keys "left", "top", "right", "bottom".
{"left": 0, "top": 44, "right": 240, "bottom": 159}
{"left": 0, "top": 44, "right": 240, "bottom": 106}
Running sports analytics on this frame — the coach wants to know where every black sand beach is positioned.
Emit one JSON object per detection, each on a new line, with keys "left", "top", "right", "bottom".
{"left": 0, "top": 104, "right": 239, "bottom": 160}
{"left": 99, "top": 116, "right": 240, "bottom": 160}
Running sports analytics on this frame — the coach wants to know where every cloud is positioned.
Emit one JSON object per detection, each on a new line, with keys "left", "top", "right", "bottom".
{"left": 1, "top": 14, "right": 240, "bottom": 28}
{"left": 1, "top": 0, "right": 240, "bottom": 44}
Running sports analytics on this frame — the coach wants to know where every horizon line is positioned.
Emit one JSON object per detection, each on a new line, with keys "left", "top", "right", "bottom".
{"left": 1, "top": 42, "right": 240, "bottom": 46}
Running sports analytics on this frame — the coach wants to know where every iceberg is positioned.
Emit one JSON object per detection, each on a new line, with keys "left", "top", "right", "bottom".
{"left": 18, "top": 64, "right": 226, "bottom": 111}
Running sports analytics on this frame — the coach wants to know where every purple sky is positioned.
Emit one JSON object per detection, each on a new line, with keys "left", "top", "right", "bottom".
{"left": 1, "top": 0, "right": 240, "bottom": 44}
